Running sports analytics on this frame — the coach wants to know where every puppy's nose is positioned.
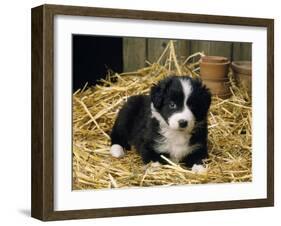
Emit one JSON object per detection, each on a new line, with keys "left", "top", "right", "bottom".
{"left": 178, "top": 119, "right": 188, "bottom": 128}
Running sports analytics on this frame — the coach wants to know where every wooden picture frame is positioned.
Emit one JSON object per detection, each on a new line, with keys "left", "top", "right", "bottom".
{"left": 31, "top": 4, "right": 274, "bottom": 221}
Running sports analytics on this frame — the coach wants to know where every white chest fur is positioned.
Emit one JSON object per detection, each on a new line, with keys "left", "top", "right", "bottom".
{"left": 154, "top": 127, "right": 195, "bottom": 163}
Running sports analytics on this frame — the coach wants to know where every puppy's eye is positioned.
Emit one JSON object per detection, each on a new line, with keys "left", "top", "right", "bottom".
{"left": 169, "top": 102, "right": 177, "bottom": 109}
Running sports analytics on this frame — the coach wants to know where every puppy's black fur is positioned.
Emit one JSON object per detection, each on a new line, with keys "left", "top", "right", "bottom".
{"left": 110, "top": 76, "right": 211, "bottom": 167}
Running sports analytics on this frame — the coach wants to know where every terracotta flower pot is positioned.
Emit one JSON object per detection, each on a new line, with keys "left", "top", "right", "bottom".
{"left": 231, "top": 61, "right": 252, "bottom": 95}
{"left": 201, "top": 56, "right": 228, "bottom": 64}
{"left": 202, "top": 78, "right": 232, "bottom": 99}
{"left": 199, "top": 56, "right": 231, "bottom": 99}
{"left": 200, "top": 56, "right": 230, "bottom": 80}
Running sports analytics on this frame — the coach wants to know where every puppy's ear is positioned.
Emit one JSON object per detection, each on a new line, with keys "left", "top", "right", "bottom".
{"left": 150, "top": 77, "right": 172, "bottom": 109}
{"left": 197, "top": 79, "right": 212, "bottom": 113}
{"left": 150, "top": 84, "right": 163, "bottom": 109}
{"left": 188, "top": 78, "right": 212, "bottom": 120}
{"left": 200, "top": 84, "right": 212, "bottom": 113}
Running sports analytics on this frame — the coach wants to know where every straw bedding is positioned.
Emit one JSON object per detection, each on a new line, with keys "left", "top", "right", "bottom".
{"left": 72, "top": 41, "right": 252, "bottom": 190}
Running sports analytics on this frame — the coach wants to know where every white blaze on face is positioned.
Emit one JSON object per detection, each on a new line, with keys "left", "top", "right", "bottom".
{"left": 168, "top": 79, "right": 195, "bottom": 131}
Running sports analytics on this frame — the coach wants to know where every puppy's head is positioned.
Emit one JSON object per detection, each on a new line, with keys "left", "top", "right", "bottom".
{"left": 150, "top": 76, "right": 211, "bottom": 131}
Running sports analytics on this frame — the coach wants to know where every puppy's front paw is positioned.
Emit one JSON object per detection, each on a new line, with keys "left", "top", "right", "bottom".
{"left": 110, "top": 144, "right": 125, "bottom": 158}
{"left": 191, "top": 164, "right": 207, "bottom": 174}
{"left": 151, "top": 161, "right": 161, "bottom": 168}
{"left": 142, "top": 161, "right": 161, "bottom": 171}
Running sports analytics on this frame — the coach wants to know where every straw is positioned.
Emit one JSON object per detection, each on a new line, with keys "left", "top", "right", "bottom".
{"left": 72, "top": 40, "right": 252, "bottom": 190}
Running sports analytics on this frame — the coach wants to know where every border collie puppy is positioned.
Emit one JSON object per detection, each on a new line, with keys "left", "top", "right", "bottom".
{"left": 110, "top": 76, "right": 211, "bottom": 172}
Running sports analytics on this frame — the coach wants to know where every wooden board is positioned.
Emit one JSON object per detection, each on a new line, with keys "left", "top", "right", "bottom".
{"left": 232, "top": 42, "right": 252, "bottom": 60}
{"left": 123, "top": 37, "right": 146, "bottom": 72}
{"left": 147, "top": 38, "right": 170, "bottom": 63}
{"left": 190, "top": 40, "right": 233, "bottom": 59}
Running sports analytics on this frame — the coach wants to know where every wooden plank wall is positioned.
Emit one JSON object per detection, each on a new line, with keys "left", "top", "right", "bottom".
{"left": 123, "top": 38, "right": 252, "bottom": 72}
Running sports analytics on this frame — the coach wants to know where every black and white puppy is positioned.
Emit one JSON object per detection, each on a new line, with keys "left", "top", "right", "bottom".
{"left": 110, "top": 76, "right": 211, "bottom": 172}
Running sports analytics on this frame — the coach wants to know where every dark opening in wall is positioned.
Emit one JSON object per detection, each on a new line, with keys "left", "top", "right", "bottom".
{"left": 72, "top": 35, "right": 123, "bottom": 92}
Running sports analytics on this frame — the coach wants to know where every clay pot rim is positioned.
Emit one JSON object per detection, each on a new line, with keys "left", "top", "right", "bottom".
{"left": 202, "top": 77, "right": 230, "bottom": 82}
{"left": 231, "top": 61, "right": 252, "bottom": 75}
{"left": 200, "top": 58, "right": 230, "bottom": 66}
{"left": 201, "top": 56, "right": 229, "bottom": 63}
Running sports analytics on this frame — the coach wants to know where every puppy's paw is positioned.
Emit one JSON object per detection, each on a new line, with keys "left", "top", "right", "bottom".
{"left": 110, "top": 144, "right": 125, "bottom": 158}
{"left": 151, "top": 161, "right": 161, "bottom": 168}
{"left": 142, "top": 161, "right": 161, "bottom": 171}
{"left": 191, "top": 164, "right": 207, "bottom": 174}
